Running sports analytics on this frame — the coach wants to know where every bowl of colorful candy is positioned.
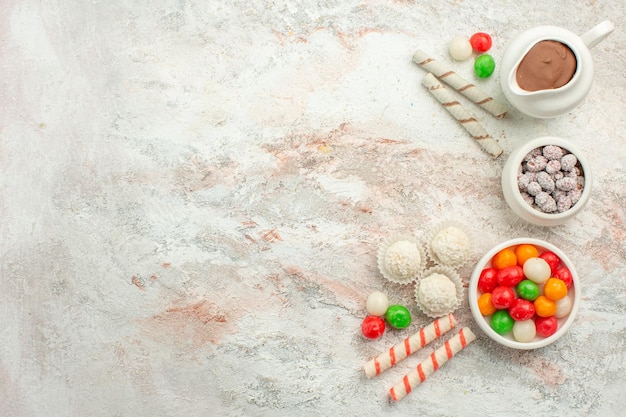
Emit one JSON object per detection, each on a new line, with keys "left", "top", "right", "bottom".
{"left": 468, "top": 238, "right": 580, "bottom": 349}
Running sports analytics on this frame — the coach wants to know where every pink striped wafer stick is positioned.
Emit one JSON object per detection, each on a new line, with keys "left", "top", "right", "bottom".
{"left": 389, "top": 327, "right": 477, "bottom": 401}
{"left": 363, "top": 313, "right": 457, "bottom": 378}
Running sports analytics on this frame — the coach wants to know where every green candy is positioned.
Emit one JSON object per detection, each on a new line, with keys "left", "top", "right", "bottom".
{"left": 491, "top": 310, "right": 514, "bottom": 335}
{"left": 474, "top": 54, "right": 496, "bottom": 78}
{"left": 385, "top": 305, "right": 412, "bottom": 329}
{"left": 517, "top": 279, "right": 540, "bottom": 301}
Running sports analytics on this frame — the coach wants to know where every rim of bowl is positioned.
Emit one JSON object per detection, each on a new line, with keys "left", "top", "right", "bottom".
{"left": 469, "top": 237, "right": 581, "bottom": 349}
{"left": 505, "top": 136, "right": 592, "bottom": 222}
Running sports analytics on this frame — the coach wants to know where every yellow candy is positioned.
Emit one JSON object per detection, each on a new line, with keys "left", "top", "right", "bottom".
{"left": 534, "top": 295, "right": 557, "bottom": 317}
{"left": 478, "top": 293, "right": 496, "bottom": 316}
{"left": 515, "top": 244, "right": 539, "bottom": 266}
{"left": 492, "top": 248, "right": 517, "bottom": 270}
{"left": 544, "top": 277, "right": 568, "bottom": 301}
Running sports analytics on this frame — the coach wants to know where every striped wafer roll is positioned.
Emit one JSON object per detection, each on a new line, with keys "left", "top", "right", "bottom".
{"left": 363, "top": 313, "right": 457, "bottom": 378}
{"left": 413, "top": 49, "right": 508, "bottom": 119}
{"left": 389, "top": 327, "right": 477, "bottom": 402}
{"left": 422, "top": 72, "right": 503, "bottom": 158}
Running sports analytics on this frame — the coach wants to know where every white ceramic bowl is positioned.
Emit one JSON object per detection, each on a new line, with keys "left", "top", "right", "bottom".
{"left": 502, "top": 136, "right": 592, "bottom": 226}
{"left": 469, "top": 238, "right": 580, "bottom": 349}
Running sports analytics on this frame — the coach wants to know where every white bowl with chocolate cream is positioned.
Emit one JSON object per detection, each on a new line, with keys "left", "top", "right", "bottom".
{"left": 500, "top": 21, "right": 614, "bottom": 118}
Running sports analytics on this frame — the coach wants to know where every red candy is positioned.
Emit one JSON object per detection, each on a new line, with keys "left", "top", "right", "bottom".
{"left": 509, "top": 298, "right": 536, "bottom": 321}
{"left": 491, "top": 286, "right": 516, "bottom": 309}
{"left": 539, "top": 251, "right": 561, "bottom": 275}
{"left": 470, "top": 32, "right": 492, "bottom": 52}
{"left": 496, "top": 265, "right": 524, "bottom": 287}
{"left": 535, "top": 316, "right": 558, "bottom": 337}
{"left": 554, "top": 267, "right": 573, "bottom": 289}
{"left": 361, "top": 316, "right": 385, "bottom": 339}
{"left": 478, "top": 267, "right": 498, "bottom": 293}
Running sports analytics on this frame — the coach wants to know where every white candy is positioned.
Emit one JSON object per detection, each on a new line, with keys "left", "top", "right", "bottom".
{"left": 431, "top": 226, "right": 470, "bottom": 266}
{"left": 513, "top": 319, "right": 537, "bottom": 342}
{"left": 523, "top": 257, "right": 551, "bottom": 284}
{"left": 366, "top": 291, "right": 390, "bottom": 317}
{"left": 417, "top": 273, "right": 458, "bottom": 316}
{"left": 555, "top": 295, "right": 573, "bottom": 318}
{"left": 385, "top": 240, "right": 422, "bottom": 280}
{"left": 448, "top": 36, "right": 473, "bottom": 61}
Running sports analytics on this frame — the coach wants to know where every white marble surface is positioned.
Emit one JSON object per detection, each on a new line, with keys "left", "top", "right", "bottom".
{"left": 1, "top": 1, "right": 625, "bottom": 416}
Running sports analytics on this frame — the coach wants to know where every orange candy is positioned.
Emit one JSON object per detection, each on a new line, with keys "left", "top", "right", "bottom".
{"left": 478, "top": 293, "right": 497, "bottom": 316}
{"left": 492, "top": 248, "right": 517, "bottom": 270}
{"left": 515, "top": 244, "right": 539, "bottom": 266}
{"left": 544, "top": 277, "right": 568, "bottom": 301}
{"left": 534, "top": 295, "right": 557, "bottom": 317}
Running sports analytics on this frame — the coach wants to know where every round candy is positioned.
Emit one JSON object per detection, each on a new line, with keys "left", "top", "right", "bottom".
{"left": 470, "top": 32, "right": 492, "bottom": 52}
{"left": 513, "top": 319, "right": 536, "bottom": 342}
{"left": 509, "top": 298, "right": 536, "bottom": 321}
{"left": 535, "top": 316, "right": 558, "bottom": 338}
{"left": 555, "top": 296, "right": 573, "bottom": 318}
{"left": 474, "top": 54, "right": 495, "bottom": 78}
{"left": 523, "top": 257, "right": 551, "bottom": 284}
{"left": 448, "top": 36, "right": 473, "bottom": 61}
{"left": 554, "top": 266, "right": 573, "bottom": 289}
{"left": 477, "top": 267, "right": 498, "bottom": 293}
{"left": 491, "top": 310, "right": 514, "bottom": 335}
{"left": 496, "top": 265, "right": 524, "bottom": 287}
{"left": 515, "top": 244, "right": 539, "bottom": 266}
{"left": 362, "top": 316, "right": 385, "bottom": 339}
{"left": 366, "top": 291, "right": 389, "bottom": 316}
{"left": 478, "top": 292, "right": 496, "bottom": 316}
{"left": 543, "top": 277, "right": 568, "bottom": 301}
{"left": 539, "top": 251, "right": 561, "bottom": 275}
{"left": 516, "top": 279, "right": 539, "bottom": 301}
{"left": 385, "top": 305, "right": 412, "bottom": 329}
{"left": 491, "top": 286, "right": 516, "bottom": 309}
{"left": 534, "top": 295, "right": 557, "bottom": 317}
{"left": 492, "top": 248, "right": 517, "bottom": 270}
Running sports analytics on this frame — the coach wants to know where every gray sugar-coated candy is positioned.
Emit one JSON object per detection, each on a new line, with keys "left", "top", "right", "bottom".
{"left": 556, "top": 194, "right": 573, "bottom": 213}
{"left": 521, "top": 191, "right": 535, "bottom": 206}
{"left": 561, "top": 154, "right": 578, "bottom": 171}
{"left": 556, "top": 177, "right": 577, "bottom": 192}
{"left": 535, "top": 192, "right": 557, "bottom": 213}
{"left": 536, "top": 171, "right": 555, "bottom": 192}
{"left": 523, "top": 147, "right": 542, "bottom": 162}
{"left": 551, "top": 171, "right": 564, "bottom": 181}
{"left": 527, "top": 181, "right": 542, "bottom": 196}
{"left": 525, "top": 155, "right": 548, "bottom": 172}
{"left": 545, "top": 159, "right": 561, "bottom": 174}
{"left": 517, "top": 173, "right": 532, "bottom": 191}
{"left": 568, "top": 189, "right": 582, "bottom": 205}
{"left": 543, "top": 145, "right": 564, "bottom": 161}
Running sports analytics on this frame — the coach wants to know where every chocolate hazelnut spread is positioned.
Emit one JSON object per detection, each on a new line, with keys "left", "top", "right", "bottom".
{"left": 516, "top": 40, "right": 577, "bottom": 91}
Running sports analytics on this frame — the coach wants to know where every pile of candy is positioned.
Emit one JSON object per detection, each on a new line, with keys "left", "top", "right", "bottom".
{"left": 361, "top": 291, "right": 412, "bottom": 339}
{"left": 448, "top": 31, "right": 496, "bottom": 78}
{"left": 517, "top": 145, "right": 585, "bottom": 213}
{"left": 475, "top": 244, "right": 574, "bottom": 342}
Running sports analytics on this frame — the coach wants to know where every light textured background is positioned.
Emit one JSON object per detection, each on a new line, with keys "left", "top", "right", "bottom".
{"left": 1, "top": 1, "right": 625, "bottom": 416}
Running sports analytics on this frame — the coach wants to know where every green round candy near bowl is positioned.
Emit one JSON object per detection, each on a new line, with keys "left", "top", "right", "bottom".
{"left": 385, "top": 305, "right": 411, "bottom": 329}
{"left": 475, "top": 54, "right": 496, "bottom": 78}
